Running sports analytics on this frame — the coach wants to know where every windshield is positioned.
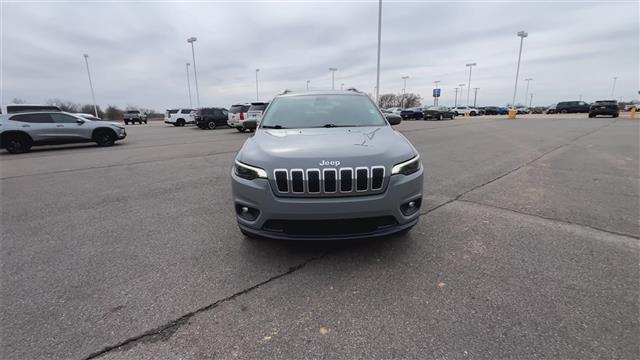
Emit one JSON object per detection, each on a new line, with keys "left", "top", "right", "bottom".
{"left": 126, "top": 110, "right": 139, "bottom": 114}
{"left": 249, "top": 103, "right": 268, "bottom": 112}
{"left": 260, "top": 94, "right": 387, "bottom": 129}
{"left": 230, "top": 105, "right": 250, "bottom": 113}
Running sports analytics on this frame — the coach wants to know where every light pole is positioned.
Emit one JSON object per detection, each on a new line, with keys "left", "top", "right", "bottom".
{"left": 611, "top": 77, "right": 617, "bottom": 98}
{"left": 458, "top": 83, "right": 465, "bottom": 107}
{"left": 465, "top": 62, "right": 476, "bottom": 106}
{"left": 329, "top": 67, "right": 338, "bottom": 89}
{"left": 340, "top": 83, "right": 344, "bottom": 90}
{"left": 82, "top": 54, "right": 98, "bottom": 117}
{"left": 306, "top": 80, "right": 310, "bottom": 91}
{"left": 401, "top": 76, "right": 409, "bottom": 108}
{"left": 375, "top": 0, "right": 382, "bottom": 102}
{"left": 187, "top": 37, "right": 200, "bottom": 108}
{"left": 473, "top": 87, "right": 479, "bottom": 108}
{"left": 185, "top": 62, "right": 193, "bottom": 108}
{"left": 434, "top": 80, "right": 441, "bottom": 106}
{"left": 454, "top": 87, "right": 460, "bottom": 108}
{"left": 523, "top": 78, "right": 533, "bottom": 106}
{"left": 529, "top": 93, "right": 534, "bottom": 108}
{"left": 255, "top": 68, "right": 260, "bottom": 101}
{"left": 511, "top": 30, "right": 528, "bottom": 108}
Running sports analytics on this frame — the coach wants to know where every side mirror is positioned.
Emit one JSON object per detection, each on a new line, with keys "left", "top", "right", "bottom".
{"left": 385, "top": 114, "right": 402, "bottom": 125}
{"left": 76, "top": 119, "right": 85, "bottom": 124}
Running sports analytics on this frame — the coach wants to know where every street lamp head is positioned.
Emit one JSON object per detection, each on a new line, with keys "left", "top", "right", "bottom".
{"left": 83, "top": 54, "right": 88, "bottom": 58}
{"left": 187, "top": 37, "right": 197, "bottom": 43}
{"left": 525, "top": 78, "right": 533, "bottom": 81}
{"left": 466, "top": 63, "right": 477, "bottom": 67}
{"left": 517, "top": 31, "right": 528, "bottom": 38}
{"left": 256, "top": 68, "right": 260, "bottom": 72}
{"left": 329, "top": 67, "right": 337, "bottom": 71}
{"left": 186, "top": 62, "right": 190, "bottom": 66}
{"left": 459, "top": 83, "right": 465, "bottom": 87}
{"left": 401, "top": 76, "right": 409, "bottom": 80}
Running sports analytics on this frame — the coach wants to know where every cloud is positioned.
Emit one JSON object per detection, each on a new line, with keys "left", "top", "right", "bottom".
{"left": 1, "top": 0, "right": 638, "bottom": 110}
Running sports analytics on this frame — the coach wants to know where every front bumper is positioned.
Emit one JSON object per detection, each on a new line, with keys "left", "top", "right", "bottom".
{"left": 231, "top": 167, "right": 423, "bottom": 240}
{"left": 117, "top": 129, "right": 127, "bottom": 139}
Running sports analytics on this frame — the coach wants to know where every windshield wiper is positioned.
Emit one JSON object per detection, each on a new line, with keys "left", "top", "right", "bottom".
{"left": 262, "top": 125, "right": 287, "bottom": 129}
{"left": 320, "top": 123, "right": 353, "bottom": 128}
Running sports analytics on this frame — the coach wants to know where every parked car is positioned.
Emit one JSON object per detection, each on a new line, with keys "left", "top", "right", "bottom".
{"left": 164, "top": 108, "right": 194, "bottom": 126}
{"left": 530, "top": 107, "right": 545, "bottom": 114}
{"left": 1, "top": 104, "right": 61, "bottom": 114}
{"left": 556, "top": 101, "right": 590, "bottom": 113}
{"left": 515, "top": 107, "right": 530, "bottom": 115}
{"left": 247, "top": 102, "right": 269, "bottom": 121}
{"left": 422, "top": 106, "right": 455, "bottom": 120}
{"left": 75, "top": 113, "right": 104, "bottom": 121}
{"left": 624, "top": 104, "right": 637, "bottom": 112}
{"left": 589, "top": 100, "right": 619, "bottom": 118}
{"left": 231, "top": 90, "right": 421, "bottom": 240}
{"left": 400, "top": 107, "right": 424, "bottom": 120}
{"left": 482, "top": 106, "right": 507, "bottom": 115}
{"left": 451, "top": 106, "right": 479, "bottom": 116}
{"left": 384, "top": 107, "right": 403, "bottom": 115}
{"left": 0, "top": 111, "right": 126, "bottom": 154}
{"left": 193, "top": 107, "right": 229, "bottom": 129}
{"left": 122, "top": 110, "right": 147, "bottom": 125}
{"left": 227, "top": 103, "right": 251, "bottom": 132}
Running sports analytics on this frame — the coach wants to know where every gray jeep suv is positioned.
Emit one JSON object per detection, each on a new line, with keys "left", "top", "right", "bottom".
{"left": 231, "top": 90, "right": 423, "bottom": 240}
{"left": 0, "top": 111, "right": 126, "bottom": 153}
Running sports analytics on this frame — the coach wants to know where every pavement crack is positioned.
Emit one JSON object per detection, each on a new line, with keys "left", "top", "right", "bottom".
{"left": 82, "top": 253, "right": 327, "bottom": 360}
{"left": 458, "top": 198, "right": 640, "bottom": 240}
{"left": 419, "top": 119, "right": 619, "bottom": 217}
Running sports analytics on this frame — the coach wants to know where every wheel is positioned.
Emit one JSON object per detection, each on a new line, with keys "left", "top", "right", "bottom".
{"left": 4, "top": 133, "right": 32, "bottom": 154}
{"left": 249, "top": 128, "right": 255, "bottom": 133}
{"left": 94, "top": 129, "right": 116, "bottom": 146}
{"left": 470, "top": 111, "right": 476, "bottom": 116}
{"left": 560, "top": 109, "right": 568, "bottom": 114}
{"left": 173, "top": 123, "right": 180, "bottom": 127}
{"left": 143, "top": 120, "right": 148, "bottom": 124}
{"left": 177, "top": 119, "right": 185, "bottom": 127}
{"left": 207, "top": 121, "right": 216, "bottom": 130}
{"left": 124, "top": 121, "right": 129, "bottom": 125}
{"left": 613, "top": 114, "right": 619, "bottom": 118}
{"left": 236, "top": 127, "right": 246, "bottom": 133}
{"left": 588, "top": 113, "right": 595, "bottom": 118}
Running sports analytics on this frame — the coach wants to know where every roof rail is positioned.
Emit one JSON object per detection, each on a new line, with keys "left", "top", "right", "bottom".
{"left": 279, "top": 89, "right": 293, "bottom": 95}
{"left": 346, "top": 87, "right": 362, "bottom": 93}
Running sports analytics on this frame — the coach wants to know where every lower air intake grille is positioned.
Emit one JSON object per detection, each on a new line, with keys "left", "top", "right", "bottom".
{"left": 262, "top": 216, "right": 398, "bottom": 237}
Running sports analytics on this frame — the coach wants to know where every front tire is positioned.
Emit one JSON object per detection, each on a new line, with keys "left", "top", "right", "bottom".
{"left": 236, "top": 127, "right": 246, "bottom": 133}
{"left": 561, "top": 110, "right": 568, "bottom": 114}
{"left": 207, "top": 121, "right": 216, "bottom": 130}
{"left": 4, "top": 134, "right": 32, "bottom": 154}
{"left": 177, "top": 119, "right": 185, "bottom": 127}
{"left": 94, "top": 130, "right": 116, "bottom": 146}
{"left": 588, "top": 113, "right": 595, "bottom": 118}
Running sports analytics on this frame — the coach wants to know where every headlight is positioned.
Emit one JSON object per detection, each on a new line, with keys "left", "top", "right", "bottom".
{"left": 234, "top": 160, "right": 267, "bottom": 180}
{"left": 392, "top": 155, "right": 421, "bottom": 175}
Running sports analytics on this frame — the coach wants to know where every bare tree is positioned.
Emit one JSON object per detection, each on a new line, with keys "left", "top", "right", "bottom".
{"left": 105, "top": 105, "right": 123, "bottom": 120}
{"left": 11, "top": 98, "right": 27, "bottom": 104}
{"left": 378, "top": 94, "right": 399, "bottom": 109}
{"left": 402, "top": 93, "right": 423, "bottom": 108}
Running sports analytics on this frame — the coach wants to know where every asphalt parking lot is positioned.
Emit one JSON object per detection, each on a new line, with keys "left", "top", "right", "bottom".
{"left": 1, "top": 114, "right": 638, "bottom": 359}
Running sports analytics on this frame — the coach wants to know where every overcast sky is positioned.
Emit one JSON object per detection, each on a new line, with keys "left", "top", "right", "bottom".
{"left": 1, "top": 0, "right": 638, "bottom": 110}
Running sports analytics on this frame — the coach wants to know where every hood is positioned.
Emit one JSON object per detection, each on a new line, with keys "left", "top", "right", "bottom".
{"left": 237, "top": 126, "right": 417, "bottom": 171}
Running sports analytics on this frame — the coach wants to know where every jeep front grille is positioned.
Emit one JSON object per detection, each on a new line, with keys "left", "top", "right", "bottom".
{"left": 272, "top": 166, "right": 386, "bottom": 197}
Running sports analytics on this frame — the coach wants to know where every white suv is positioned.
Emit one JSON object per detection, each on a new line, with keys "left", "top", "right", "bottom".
{"left": 227, "top": 103, "right": 251, "bottom": 132}
{"left": 164, "top": 108, "right": 195, "bottom": 126}
{"left": 451, "top": 106, "right": 479, "bottom": 116}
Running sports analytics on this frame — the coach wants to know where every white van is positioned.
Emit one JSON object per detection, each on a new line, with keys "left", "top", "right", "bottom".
{"left": 164, "top": 108, "right": 195, "bottom": 126}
